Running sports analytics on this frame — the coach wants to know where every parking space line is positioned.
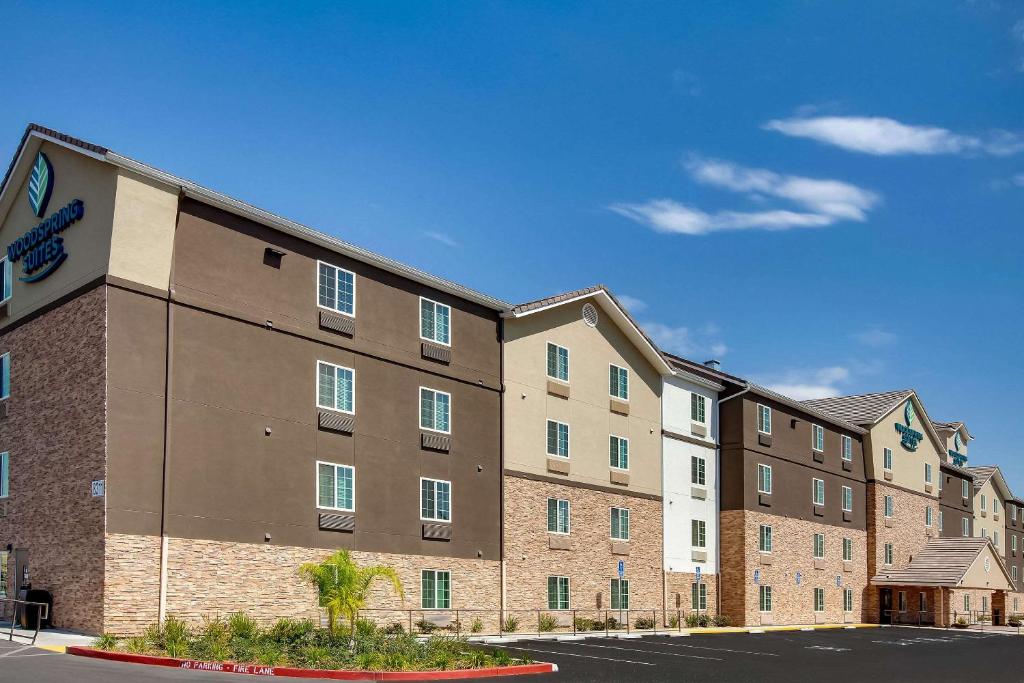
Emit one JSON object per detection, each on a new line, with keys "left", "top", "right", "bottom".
{"left": 564, "top": 641, "right": 723, "bottom": 661}
{"left": 614, "top": 638, "right": 780, "bottom": 657}
{"left": 500, "top": 644, "right": 657, "bottom": 666}
{"left": 0, "top": 646, "right": 34, "bottom": 658}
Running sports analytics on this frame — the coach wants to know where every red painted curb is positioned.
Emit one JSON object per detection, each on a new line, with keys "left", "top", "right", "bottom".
{"left": 66, "top": 646, "right": 556, "bottom": 680}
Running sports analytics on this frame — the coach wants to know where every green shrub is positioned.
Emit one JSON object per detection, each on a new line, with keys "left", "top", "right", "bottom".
{"left": 124, "top": 636, "right": 149, "bottom": 654}
{"left": 227, "top": 612, "right": 260, "bottom": 640}
{"left": 697, "top": 614, "right": 711, "bottom": 628}
{"left": 634, "top": 617, "right": 655, "bottom": 629}
{"left": 667, "top": 614, "right": 680, "bottom": 628}
{"left": 492, "top": 649, "right": 513, "bottom": 666}
{"left": 253, "top": 641, "right": 284, "bottom": 666}
{"left": 713, "top": 615, "right": 731, "bottom": 627}
{"left": 470, "top": 617, "right": 484, "bottom": 634}
{"left": 573, "top": 617, "right": 593, "bottom": 632}
{"left": 537, "top": 614, "right": 558, "bottom": 632}
{"left": 384, "top": 621, "right": 405, "bottom": 635}
{"left": 605, "top": 616, "right": 619, "bottom": 631}
{"left": 294, "top": 645, "right": 335, "bottom": 669}
{"left": 414, "top": 619, "right": 437, "bottom": 634}
{"left": 501, "top": 615, "right": 519, "bottom": 633}
{"left": 162, "top": 616, "right": 190, "bottom": 658}
{"left": 685, "top": 613, "right": 699, "bottom": 628}
{"left": 269, "top": 618, "right": 314, "bottom": 644}
{"left": 93, "top": 633, "right": 117, "bottom": 650}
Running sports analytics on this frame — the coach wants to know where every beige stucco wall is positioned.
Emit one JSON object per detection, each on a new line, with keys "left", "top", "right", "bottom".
{"left": 108, "top": 169, "right": 178, "bottom": 292}
{"left": 503, "top": 297, "right": 663, "bottom": 495}
{"left": 974, "top": 478, "right": 1007, "bottom": 555}
{"left": 961, "top": 544, "right": 1013, "bottom": 591}
{"left": 863, "top": 396, "right": 942, "bottom": 497}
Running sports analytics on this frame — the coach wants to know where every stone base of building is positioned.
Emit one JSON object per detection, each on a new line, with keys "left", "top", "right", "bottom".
{"left": 664, "top": 571, "right": 718, "bottom": 623}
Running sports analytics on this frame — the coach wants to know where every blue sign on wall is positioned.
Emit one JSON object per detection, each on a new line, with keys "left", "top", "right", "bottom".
{"left": 695, "top": 566, "right": 701, "bottom": 584}
{"left": 617, "top": 560, "right": 624, "bottom": 578}
{"left": 753, "top": 569, "right": 760, "bottom": 585}
{"left": 795, "top": 571, "right": 802, "bottom": 586}
{"left": 895, "top": 400, "right": 924, "bottom": 451}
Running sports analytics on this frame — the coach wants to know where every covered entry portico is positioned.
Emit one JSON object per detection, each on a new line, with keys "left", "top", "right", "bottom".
{"left": 870, "top": 537, "right": 1014, "bottom": 626}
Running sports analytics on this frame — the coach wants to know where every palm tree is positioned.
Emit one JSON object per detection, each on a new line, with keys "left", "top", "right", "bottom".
{"left": 299, "top": 550, "right": 405, "bottom": 639}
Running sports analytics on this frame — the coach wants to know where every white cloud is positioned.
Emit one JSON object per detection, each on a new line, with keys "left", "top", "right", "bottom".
{"left": 759, "top": 366, "right": 850, "bottom": 401}
{"left": 423, "top": 230, "right": 459, "bottom": 247}
{"left": 1014, "top": 174, "right": 1024, "bottom": 187}
{"left": 763, "top": 116, "right": 1024, "bottom": 157}
{"left": 641, "top": 321, "right": 727, "bottom": 359}
{"left": 852, "top": 327, "right": 898, "bottom": 347}
{"left": 616, "top": 294, "right": 648, "bottom": 313}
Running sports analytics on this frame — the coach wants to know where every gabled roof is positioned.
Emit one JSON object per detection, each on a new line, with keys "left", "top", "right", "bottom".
{"left": 940, "top": 460, "right": 975, "bottom": 480}
{"left": 744, "top": 383, "right": 867, "bottom": 435}
{"left": 0, "top": 124, "right": 509, "bottom": 311}
{"left": 503, "top": 285, "right": 675, "bottom": 377}
{"left": 966, "top": 465, "right": 1015, "bottom": 500}
{"left": 870, "top": 537, "right": 1012, "bottom": 588}
{"left": 663, "top": 352, "right": 746, "bottom": 387}
{"left": 933, "top": 420, "right": 973, "bottom": 440}
{"left": 804, "top": 389, "right": 946, "bottom": 455}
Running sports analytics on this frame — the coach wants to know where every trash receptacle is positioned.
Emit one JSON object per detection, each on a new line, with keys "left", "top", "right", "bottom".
{"left": 19, "top": 589, "right": 52, "bottom": 630}
{"left": 994, "top": 608, "right": 1002, "bottom": 626}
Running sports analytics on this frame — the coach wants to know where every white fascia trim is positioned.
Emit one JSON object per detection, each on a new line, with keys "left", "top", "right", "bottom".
{"left": 0, "top": 131, "right": 109, "bottom": 218}
{"left": 872, "top": 390, "right": 947, "bottom": 456}
{"left": 670, "top": 368, "right": 725, "bottom": 392}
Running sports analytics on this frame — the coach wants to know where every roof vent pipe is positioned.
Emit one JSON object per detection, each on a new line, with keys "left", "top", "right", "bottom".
{"left": 703, "top": 359, "right": 721, "bottom": 371}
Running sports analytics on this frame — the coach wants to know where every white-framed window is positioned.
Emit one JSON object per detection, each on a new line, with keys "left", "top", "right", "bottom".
{"left": 842, "top": 485, "right": 852, "bottom": 512}
{"left": 924, "top": 463, "right": 932, "bottom": 485}
{"left": 884, "top": 543, "right": 894, "bottom": 565}
{"left": 884, "top": 495, "right": 894, "bottom": 518}
{"left": 1014, "top": 567, "right": 1019, "bottom": 582}
{"left": 1014, "top": 535, "right": 1018, "bottom": 552}
{"left": 995, "top": 530, "right": 1001, "bottom": 547}
{"left": 841, "top": 435, "right": 852, "bottom": 462}
{"left": 609, "top": 364, "right": 629, "bottom": 400}
{"left": 939, "top": 474, "right": 943, "bottom": 492}
{"left": 757, "top": 404, "right": 772, "bottom": 434}
{"left": 919, "top": 592, "right": 927, "bottom": 613}
{"left": 691, "top": 393, "right": 706, "bottom": 424}
{"left": 691, "top": 456, "right": 706, "bottom": 486}
{"left": 547, "top": 498, "right": 570, "bottom": 534}
{"left": 844, "top": 588, "right": 854, "bottom": 612}
{"left": 811, "top": 424, "right": 824, "bottom": 452}
{"left": 316, "top": 461, "right": 354, "bottom": 511}
{"left": 962, "top": 517, "right": 970, "bottom": 537}
{"left": 692, "top": 582, "right": 707, "bottom": 610}
{"left": 981, "top": 494, "right": 987, "bottom": 512}
{"left": 939, "top": 510, "right": 944, "bottom": 532}
{"left": 0, "top": 550, "right": 6, "bottom": 598}
{"left": 692, "top": 519, "right": 706, "bottom": 548}
{"left": 609, "top": 435, "right": 629, "bottom": 470}
{"left": 316, "top": 361, "right": 355, "bottom": 413}
{"left": 420, "top": 478, "right": 451, "bottom": 522}
{"left": 546, "top": 420, "right": 569, "bottom": 458}
{"left": 883, "top": 447, "right": 893, "bottom": 471}
{"left": 0, "top": 452, "right": 7, "bottom": 498}
{"left": 0, "top": 257, "right": 10, "bottom": 307}
{"left": 421, "top": 569, "right": 450, "bottom": 609}
{"left": 898, "top": 591, "right": 907, "bottom": 613}
{"left": 1014, "top": 504, "right": 1019, "bottom": 522}
{"left": 813, "top": 533, "right": 825, "bottom": 559}
{"left": 758, "top": 464, "right": 772, "bottom": 494}
{"left": 610, "top": 507, "right": 630, "bottom": 540}
{"left": 964, "top": 594, "right": 970, "bottom": 612}
{"left": 814, "top": 587, "right": 825, "bottom": 613}
{"left": 548, "top": 576, "right": 569, "bottom": 610}
{"left": 317, "top": 261, "right": 356, "bottom": 316}
{"left": 759, "top": 585, "right": 772, "bottom": 612}
{"left": 759, "top": 524, "right": 772, "bottom": 553}
{"left": 962, "top": 479, "right": 970, "bottom": 499}
{"left": 610, "top": 578, "right": 629, "bottom": 610}
{"left": 995, "top": 500, "right": 1000, "bottom": 516}
{"left": 0, "top": 352, "right": 8, "bottom": 401}
{"left": 812, "top": 478, "right": 825, "bottom": 506}
{"left": 546, "top": 343, "right": 569, "bottom": 382}
{"left": 925, "top": 506, "right": 933, "bottom": 527}
{"left": 420, "top": 297, "right": 451, "bottom": 346}
{"left": 843, "top": 537, "right": 852, "bottom": 562}
{"left": 420, "top": 387, "right": 451, "bottom": 433}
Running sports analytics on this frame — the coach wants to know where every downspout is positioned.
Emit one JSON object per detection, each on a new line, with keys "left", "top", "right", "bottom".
{"left": 715, "top": 384, "right": 750, "bottom": 619}
{"left": 498, "top": 316, "right": 506, "bottom": 616}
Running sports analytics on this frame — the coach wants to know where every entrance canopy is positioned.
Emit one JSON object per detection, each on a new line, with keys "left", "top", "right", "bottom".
{"left": 870, "top": 537, "right": 1014, "bottom": 590}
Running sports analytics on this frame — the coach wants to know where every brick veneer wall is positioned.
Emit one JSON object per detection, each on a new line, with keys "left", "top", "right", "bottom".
{"left": 0, "top": 287, "right": 107, "bottom": 632}
{"left": 665, "top": 571, "right": 717, "bottom": 620}
{"left": 718, "top": 509, "right": 867, "bottom": 626}
{"left": 503, "top": 476, "right": 663, "bottom": 617}
{"left": 103, "top": 533, "right": 162, "bottom": 634}
{"left": 867, "top": 483, "right": 934, "bottom": 579}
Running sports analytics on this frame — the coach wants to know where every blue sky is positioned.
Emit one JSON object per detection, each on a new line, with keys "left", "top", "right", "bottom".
{"left": 2, "top": 1, "right": 1022, "bottom": 479}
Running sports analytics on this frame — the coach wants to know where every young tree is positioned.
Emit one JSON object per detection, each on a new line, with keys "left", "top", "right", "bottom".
{"left": 299, "top": 550, "right": 405, "bottom": 639}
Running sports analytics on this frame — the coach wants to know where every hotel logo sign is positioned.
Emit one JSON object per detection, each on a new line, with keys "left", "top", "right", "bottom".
{"left": 895, "top": 398, "right": 924, "bottom": 451}
{"left": 6, "top": 152, "right": 85, "bottom": 283}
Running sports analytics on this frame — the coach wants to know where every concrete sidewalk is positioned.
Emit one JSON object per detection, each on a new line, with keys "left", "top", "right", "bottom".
{"left": 0, "top": 622, "right": 94, "bottom": 651}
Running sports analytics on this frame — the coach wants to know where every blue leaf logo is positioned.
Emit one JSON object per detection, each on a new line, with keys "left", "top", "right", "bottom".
{"left": 28, "top": 152, "right": 54, "bottom": 218}
{"left": 904, "top": 400, "right": 915, "bottom": 427}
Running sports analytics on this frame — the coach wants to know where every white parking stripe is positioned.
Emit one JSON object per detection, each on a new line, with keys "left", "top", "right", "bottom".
{"left": 619, "top": 639, "right": 780, "bottom": 657}
{"left": 500, "top": 645, "right": 656, "bottom": 666}
{"left": 0, "top": 646, "right": 34, "bottom": 658}
{"left": 566, "top": 641, "right": 723, "bottom": 661}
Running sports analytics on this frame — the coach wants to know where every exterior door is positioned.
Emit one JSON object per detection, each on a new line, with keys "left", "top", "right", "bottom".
{"left": 880, "top": 588, "right": 893, "bottom": 624}
{"left": 13, "top": 549, "right": 28, "bottom": 592}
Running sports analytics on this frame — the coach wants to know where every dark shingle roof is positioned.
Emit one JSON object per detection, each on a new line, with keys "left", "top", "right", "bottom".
{"left": 803, "top": 390, "right": 913, "bottom": 425}
{"left": 507, "top": 285, "right": 607, "bottom": 316}
{"left": 748, "top": 383, "right": 866, "bottom": 435}
{"left": 870, "top": 537, "right": 1004, "bottom": 587}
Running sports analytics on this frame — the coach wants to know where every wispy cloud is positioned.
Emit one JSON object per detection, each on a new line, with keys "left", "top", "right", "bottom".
{"left": 759, "top": 366, "right": 851, "bottom": 401}
{"left": 763, "top": 116, "right": 1024, "bottom": 157}
{"left": 852, "top": 327, "right": 898, "bottom": 347}
{"left": 616, "top": 294, "right": 648, "bottom": 313}
{"left": 641, "top": 320, "right": 727, "bottom": 359}
{"left": 423, "top": 230, "right": 459, "bottom": 247}
{"left": 610, "top": 156, "right": 879, "bottom": 236}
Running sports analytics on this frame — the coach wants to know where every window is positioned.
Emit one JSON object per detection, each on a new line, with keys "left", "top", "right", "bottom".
{"left": 814, "top": 588, "right": 824, "bottom": 612}
{"left": 964, "top": 594, "right": 970, "bottom": 612}
{"left": 317, "top": 361, "right": 354, "bottom": 413}
{"left": 845, "top": 588, "right": 854, "bottom": 612}
{"left": 813, "top": 533, "right": 825, "bottom": 560}
{"left": 759, "top": 585, "right": 772, "bottom": 612}
{"left": 0, "top": 256, "right": 11, "bottom": 307}
{"left": 316, "top": 462, "right": 354, "bottom": 511}
{"left": 609, "top": 365, "right": 629, "bottom": 400}
{"left": 1014, "top": 535, "right": 1019, "bottom": 552}
{"left": 919, "top": 592, "right": 926, "bottom": 613}
{"left": 420, "top": 298, "right": 451, "bottom": 345}
{"left": 317, "top": 262, "right": 355, "bottom": 315}
{"left": 0, "top": 352, "right": 8, "bottom": 401}
{"left": 924, "top": 463, "right": 932, "bottom": 484}
{"left": 843, "top": 537, "right": 852, "bottom": 562}
{"left": 962, "top": 517, "right": 970, "bottom": 537}
{"left": 925, "top": 506, "right": 932, "bottom": 527}
{"left": 758, "top": 464, "right": 772, "bottom": 494}
{"left": 0, "top": 551, "right": 6, "bottom": 598}
{"left": 1014, "top": 567, "right": 1019, "bottom": 582}
{"left": 757, "top": 404, "right": 772, "bottom": 434}
{"left": 983, "top": 596, "right": 989, "bottom": 612}
{"left": 939, "top": 475, "right": 943, "bottom": 492}
{"left": 692, "top": 519, "right": 706, "bottom": 548}
{"left": 812, "top": 478, "right": 825, "bottom": 506}
{"left": 884, "top": 495, "right": 894, "bottom": 518}
{"left": 1014, "top": 505, "right": 1019, "bottom": 522}
{"left": 610, "top": 507, "right": 630, "bottom": 541}
{"left": 420, "top": 388, "right": 451, "bottom": 433}
{"left": 898, "top": 591, "right": 907, "bottom": 613}
{"left": 546, "top": 420, "right": 569, "bottom": 458}
{"left": 691, "top": 456, "right": 706, "bottom": 486}
{"left": 610, "top": 579, "right": 629, "bottom": 610}
{"left": 547, "top": 498, "right": 570, "bottom": 534}
{"left": 995, "top": 530, "right": 1000, "bottom": 547}
{"left": 994, "top": 500, "right": 1000, "bottom": 516}
{"left": 759, "top": 524, "right": 773, "bottom": 553}
{"left": 547, "top": 576, "right": 569, "bottom": 610}
{"left": 420, "top": 478, "right": 451, "bottom": 522}
{"left": 884, "top": 543, "right": 894, "bottom": 565}
{"left": 421, "top": 570, "right": 450, "bottom": 609}
{"left": 841, "top": 435, "right": 852, "bottom": 461}
{"left": 939, "top": 510, "right": 944, "bottom": 532}
{"left": 691, "top": 393, "right": 706, "bottom": 423}
{"left": 981, "top": 494, "right": 988, "bottom": 512}
{"left": 811, "top": 424, "right": 824, "bottom": 452}
{"left": 609, "top": 435, "right": 629, "bottom": 470}
{"left": 842, "top": 485, "right": 852, "bottom": 512}
{"left": 962, "top": 479, "right": 969, "bottom": 499}
{"left": 546, "top": 343, "right": 569, "bottom": 382}
{"left": 692, "top": 582, "right": 707, "bottom": 610}
{"left": 883, "top": 447, "right": 893, "bottom": 471}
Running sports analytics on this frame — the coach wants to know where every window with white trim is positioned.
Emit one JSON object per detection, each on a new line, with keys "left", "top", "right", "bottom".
{"left": 691, "top": 393, "right": 706, "bottom": 424}
{"left": 925, "top": 506, "right": 932, "bottom": 527}
{"left": 691, "top": 456, "right": 706, "bottom": 486}
{"left": 0, "top": 352, "right": 8, "bottom": 401}
{"left": 939, "top": 510, "right": 944, "bottom": 532}
{"left": 919, "top": 592, "right": 926, "bottom": 613}
{"left": 1014, "top": 535, "right": 1018, "bottom": 552}
{"left": 546, "top": 420, "right": 569, "bottom": 458}
{"left": 317, "top": 262, "right": 355, "bottom": 315}
{"left": 883, "top": 447, "right": 893, "bottom": 471}
{"left": 547, "top": 576, "right": 569, "bottom": 610}
{"left": 610, "top": 578, "right": 629, "bottom": 610}
{"left": 844, "top": 588, "right": 854, "bottom": 612}
{"left": 757, "top": 404, "right": 772, "bottom": 434}
{"left": 317, "top": 361, "right": 354, "bottom": 413}
{"left": 759, "top": 524, "right": 773, "bottom": 553}
{"left": 811, "top": 424, "right": 824, "bottom": 452}
{"left": 1014, "top": 566, "right": 1019, "bottom": 582}
{"left": 0, "top": 451, "right": 7, "bottom": 499}
{"left": 843, "top": 537, "right": 852, "bottom": 562}
{"left": 841, "top": 435, "right": 852, "bottom": 461}
{"left": 964, "top": 594, "right": 970, "bottom": 611}
{"left": 317, "top": 461, "right": 354, "bottom": 511}
{"left": 0, "top": 257, "right": 10, "bottom": 307}
{"left": 609, "top": 365, "right": 629, "bottom": 400}
{"left": 981, "top": 494, "right": 988, "bottom": 512}
{"left": 421, "top": 570, "right": 450, "bottom": 609}
{"left": 0, "top": 550, "right": 5, "bottom": 598}
{"left": 898, "top": 591, "right": 907, "bottom": 613}
{"left": 547, "top": 498, "right": 570, "bottom": 534}
{"left": 692, "top": 582, "right": 707, "bottom": 610}
{"left": 420, "top": 478, "right": 451, "bottom": 522}
{"left": 812, "top": 478, "right": 825, "bottom": 506}
{"left": 842, "top": 485, "right": 852, "bottom": 512}
{"left": 983, "top": 595, "right": 989, "bottom": 612}
{"left": 962, "top": 479, "right": 970, "bottom": 499}
{"left": 420, "top": 388, "right": 451, "bottom": 433}
{"left": 758, "top": 464, "right": 772, "bottom": 494}
{"left": 420, "top": 298, "right": 451, "bottom": 345}
{"left": 995, "top": 530, "right": 1000, "bottom": 547}
{"left": 692, "top": 519, "right": 706, "bottom": 548}
{"left": 546, "top": 343, "right": 569, "bottom": 382}
{"left": 884, "top": 495, "right": 894, "bottom": 518}
{"left": 884, "top": 543, "right": 894, "bottom": 565}
{"left": 609, "top": 435, "right": 629, "bottom": 470}
{"left": 759, "top": 585, "right": 772, "bottom": 612}
{"left": 813, "top": 533, "right": 824, "bottom": 560}
{"left": 814, "top": 588, "right": 824, "bottom": 613}
{"left": 924, "top": 462, "right": 932, "bottom": 485}
{"left": 962, "top": 517, "right": 970, "bottom": 537}
{"left": 610, "top": 507, "right": 630, "bottom": 541}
